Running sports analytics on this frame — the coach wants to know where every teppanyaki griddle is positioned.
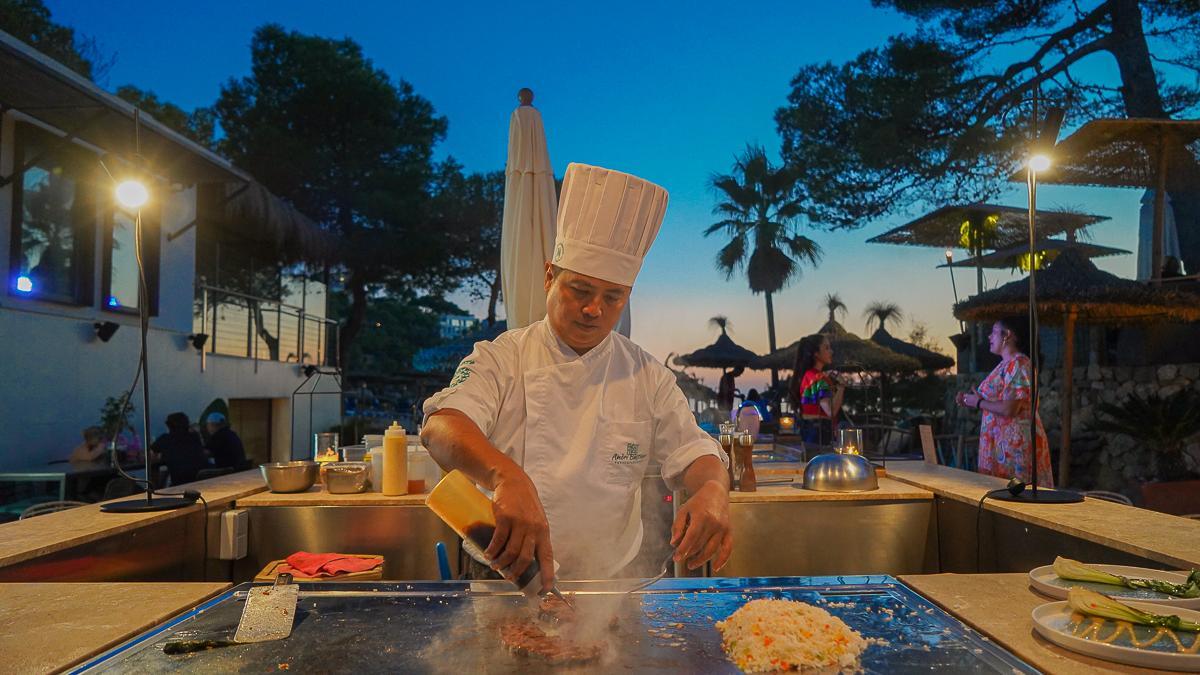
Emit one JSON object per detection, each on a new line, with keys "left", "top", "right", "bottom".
{"left": 74, "top": 575, "right": 1036, "bottom": 674}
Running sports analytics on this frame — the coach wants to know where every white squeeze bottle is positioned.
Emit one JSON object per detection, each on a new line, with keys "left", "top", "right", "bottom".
{"left": 382, "top": 421, "right": 409, "bottom": 496}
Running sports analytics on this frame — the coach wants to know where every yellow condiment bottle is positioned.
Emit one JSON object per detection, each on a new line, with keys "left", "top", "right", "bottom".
{"left": 426, "top": 470, "right": 548, "bottom": 595}
{"left": 382, "top": 421, "right": 408, "bottom": 496}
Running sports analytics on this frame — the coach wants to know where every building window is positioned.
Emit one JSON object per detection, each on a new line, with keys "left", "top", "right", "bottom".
{"left": 9, "top": 123, "right": 96, "bottom": 304}
{"left": 102, "top": 206, "right": 159, "bottom": 314}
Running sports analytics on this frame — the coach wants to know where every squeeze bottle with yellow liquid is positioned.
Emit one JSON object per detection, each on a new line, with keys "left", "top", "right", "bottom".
{"left": 382, "top": 421, "right": 408, "bottom": 496}
{"left": 426, "top": 470, "right": 559, "bottom": 596}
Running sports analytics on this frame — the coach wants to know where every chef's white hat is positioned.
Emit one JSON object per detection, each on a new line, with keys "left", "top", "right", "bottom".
{"left": 552, "top": 163, "right": 668, "bottom": 287}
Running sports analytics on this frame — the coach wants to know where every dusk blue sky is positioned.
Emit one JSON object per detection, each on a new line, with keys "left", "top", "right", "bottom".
{"left": 45, "top": 0, "right": 1150, "bottom": 390}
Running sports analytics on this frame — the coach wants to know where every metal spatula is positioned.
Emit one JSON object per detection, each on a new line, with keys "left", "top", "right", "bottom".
{"left": 233, "top": 573, "right": 299, "bottom": 643}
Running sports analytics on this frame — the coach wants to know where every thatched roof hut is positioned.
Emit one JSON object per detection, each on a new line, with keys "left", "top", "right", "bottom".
{"left": 753, "top": 320, "right": 922, "bottom": 373}
{"left": 869, "top": 327, "right": 955, "bottom": 371}
{"left": 953, "top": 248, "right": 1200, "bottom": 486}
{"left": 674, "top": 319, "right": 760, "bottom": 370}
{"left": 953, "top": 249, "right": 1200, "bottom": 325}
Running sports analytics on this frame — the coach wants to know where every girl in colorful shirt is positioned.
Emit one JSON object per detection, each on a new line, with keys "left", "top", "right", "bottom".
{"left": 957, "top": 317, "right": 1054, "bottom": 487}
{"left": 790, "top": 334, "right": 844, "bottom": 447}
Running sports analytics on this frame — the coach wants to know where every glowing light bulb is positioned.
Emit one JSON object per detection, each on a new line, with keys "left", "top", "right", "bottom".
{"left": 944, "top": 249, "right": 953, "bottom": 261}
{"left": 115, "top": 180, "right": 149, "bottom": 209}
{"left": 1027, "top": 154, "right": 1051, "bottom": 172}
{"left": 15, "top": 276, "right": 33, "bottom": 293}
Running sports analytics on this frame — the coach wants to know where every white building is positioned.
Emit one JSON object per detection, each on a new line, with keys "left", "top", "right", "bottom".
{"left": 438, "top": 313, "right": 479, "bottom": 339}
{"left": 0, "top": 30, "right": 340, "bottom": 469}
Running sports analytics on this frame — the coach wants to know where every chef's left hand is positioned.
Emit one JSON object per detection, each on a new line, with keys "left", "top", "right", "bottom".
{"left": 671, "top": 480, "right": 732, "bottom": 572}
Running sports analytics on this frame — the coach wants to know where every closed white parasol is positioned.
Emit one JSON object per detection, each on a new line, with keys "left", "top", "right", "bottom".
{"left": 501, "top": 89, "right": 557, "bottom": 330}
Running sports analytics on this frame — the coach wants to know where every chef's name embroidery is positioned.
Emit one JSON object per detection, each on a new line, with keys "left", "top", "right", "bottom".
{"left": 611, "top": 442, "right": 644, "bottom": 465}
{"left": 449, "top": 359, "right": 475, "bottom": 387}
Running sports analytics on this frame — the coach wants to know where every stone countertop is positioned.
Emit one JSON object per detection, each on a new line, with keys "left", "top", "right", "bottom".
{"left": 0, "top": 581, "right": 230, "bottom": 674}
{"left": 728, "top": 475, "right": 932, "bottom": 503}
{"left": 900, "top": 572, "right": 1182, "bottom": 674}
{"left": 885, "top": 460, "right": 1200, "bottom": 569}
{"left": 0, "top": 471, "right": 266, "bottom": 570}
{"left": 237, "top": 485, "right": 432, "bottom": 507}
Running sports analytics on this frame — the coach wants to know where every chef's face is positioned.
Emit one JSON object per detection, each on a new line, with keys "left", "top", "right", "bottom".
{"left": 544, "top": 264, "right": 630, "bottom": 354}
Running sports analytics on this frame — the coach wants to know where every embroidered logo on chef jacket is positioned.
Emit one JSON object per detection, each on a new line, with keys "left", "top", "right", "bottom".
{"left": 449, "top": 359, "right": 475, "bottom": 387}
{"left": 610, "top": 442, "right": 644, "bottom": 465}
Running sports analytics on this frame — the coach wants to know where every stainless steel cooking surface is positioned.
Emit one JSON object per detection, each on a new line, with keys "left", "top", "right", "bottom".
{"left": 76, "top": 576, "right": 1035, "bottom": 673}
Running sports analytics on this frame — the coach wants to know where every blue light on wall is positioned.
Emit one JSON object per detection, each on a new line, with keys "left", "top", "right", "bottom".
{"left": 15, "top": 276, "right": 33, "bottom": 293}
{"left": 108, "top": 296, "right": 120, "bottom": 307}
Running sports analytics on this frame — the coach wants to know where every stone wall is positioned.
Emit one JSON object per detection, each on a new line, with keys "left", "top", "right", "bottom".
{"left": 948, "top": 363, "right": 1200, "bottom": 494}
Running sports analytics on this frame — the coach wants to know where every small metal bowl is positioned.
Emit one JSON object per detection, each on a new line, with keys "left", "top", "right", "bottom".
{"left": 261, "top": 461, "right": 318, "bottom": 493}
{"left": 324, "top": 462, "right": 369, "bottom": 494}
{"left": 801, "top": 452, "right": 879, "bottom": 492}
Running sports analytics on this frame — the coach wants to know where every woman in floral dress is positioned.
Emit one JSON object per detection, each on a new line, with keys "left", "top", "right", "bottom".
{"left": 956, "top": 317, "right": 1054, "bottom": 487}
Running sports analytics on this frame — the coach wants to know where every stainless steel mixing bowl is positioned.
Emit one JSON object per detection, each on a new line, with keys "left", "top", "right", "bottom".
{"left": 260, "top": 461, "right": 318, "bottom": 493}
{"left": 801, "top": 452, "right": 879, "bottom": 492}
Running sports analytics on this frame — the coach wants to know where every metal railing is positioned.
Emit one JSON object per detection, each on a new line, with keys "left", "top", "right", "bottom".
{"left": 195, "top": 281, "right": 338, "bottom": 372}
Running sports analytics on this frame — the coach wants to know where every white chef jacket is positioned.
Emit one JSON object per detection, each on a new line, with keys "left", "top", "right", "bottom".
{"left": 422, "top": 319, "right": 725, "bottom": 578}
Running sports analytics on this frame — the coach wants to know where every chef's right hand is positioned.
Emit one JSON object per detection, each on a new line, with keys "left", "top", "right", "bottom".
{"left": 486, "top": 468, "right": 555, "bottom": 592}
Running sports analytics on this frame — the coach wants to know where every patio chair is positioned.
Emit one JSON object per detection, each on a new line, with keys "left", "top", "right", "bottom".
{"left": 19, "top": 500, "right": 88, "bottom": 519}
{"left": 856, "top": 424, "right": 913, "bottom": 458}
{"left": 1082, "top": 490, "right": 1133, "bottom": 506}
{"left": 102, "top": 477, "right": 140, "bottom": 501}
{"left": 932, "top": 433, "right": 963, "bottom": 468}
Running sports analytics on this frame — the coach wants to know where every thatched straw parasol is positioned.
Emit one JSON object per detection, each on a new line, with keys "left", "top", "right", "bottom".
{"left": 869, "top": 327, "right": 955, "bottom": 371}
{"left": 954, "top": 248, "right": 1200, "bottom": 485}
{"left": 869, "top": 203, "right": 1109, "bottom": 252}
{"left": 753, "top": 320, "right": 922, "bottom": 373}
{"left": 937, "top": 238, "right": 1130, "bottom": 271}
{"left": 1013, "top": 118, "right": 1200, "bottom": 282}
{"left": 674, "top": 317, "right": 760, "bottom": 370}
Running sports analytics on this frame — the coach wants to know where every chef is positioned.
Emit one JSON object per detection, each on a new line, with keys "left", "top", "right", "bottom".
{"left": 421, "top": 163, "right": 731, "bottom": 592}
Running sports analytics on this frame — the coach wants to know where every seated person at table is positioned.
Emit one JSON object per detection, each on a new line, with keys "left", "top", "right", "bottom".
{"left": 69, "top": 426, "right": 107, "bottom": 462}
{"left": 205, "top": 412, "right": 248, "bottom": 471}
{"left": 790, "top": 334, "right": 844, "bottom": 446}
{"left": 151, "top": 412, "right": 208, "bottom": 485}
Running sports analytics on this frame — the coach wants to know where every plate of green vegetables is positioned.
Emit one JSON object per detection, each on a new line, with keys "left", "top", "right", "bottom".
{"left": 1033, "top": 587, "right": 1200, "bottom": 670}
{"left": 1029, "top": 556, "right": 1200, "bottom": 609}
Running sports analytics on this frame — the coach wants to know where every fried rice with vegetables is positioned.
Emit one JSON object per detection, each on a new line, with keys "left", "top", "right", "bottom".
{"left": 715, "top": 598, "right": 869, "bottom": 672}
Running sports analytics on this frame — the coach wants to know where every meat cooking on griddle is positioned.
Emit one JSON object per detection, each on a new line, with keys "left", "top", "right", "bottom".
{"left": 498, "top": 593, "right": 611, "bottom": 665}
{"left": 498, "top": 618, "right": 605, "bottom": 665}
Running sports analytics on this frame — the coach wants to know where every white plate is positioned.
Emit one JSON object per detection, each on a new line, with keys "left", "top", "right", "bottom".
{"left": 1029, "top": 564, "right": 1200, "bottom": 609}
{"left": 1032, "top": 600, "right": 1200, "bottom": 671}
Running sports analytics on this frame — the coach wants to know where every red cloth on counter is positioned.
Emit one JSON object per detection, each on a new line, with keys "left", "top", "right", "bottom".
{"left": 279, "top": 551, "right": 383, "bottom": 577}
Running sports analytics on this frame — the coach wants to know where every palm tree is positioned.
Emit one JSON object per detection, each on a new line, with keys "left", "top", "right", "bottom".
{"left": 706, "top": 145, "right": 822, "bottom": 387}
{"left": 863, "top": 301, "right": 904, "bottom": 335}
{"left": 822, "top": 293, "right": 847, "bottom": 326}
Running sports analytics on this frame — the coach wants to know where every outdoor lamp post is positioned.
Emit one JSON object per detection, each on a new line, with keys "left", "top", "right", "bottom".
{"left": 945, "top": 249, "right": 964, "bottom": 333}
{"left": 115, "top": 179, "right": 149, "bottom": 209}
{"left": 993, "top": 94, "right": 1082, "bottom": 505}
{"left": 102, "top": 110, "right": 197, "bottom": 514}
